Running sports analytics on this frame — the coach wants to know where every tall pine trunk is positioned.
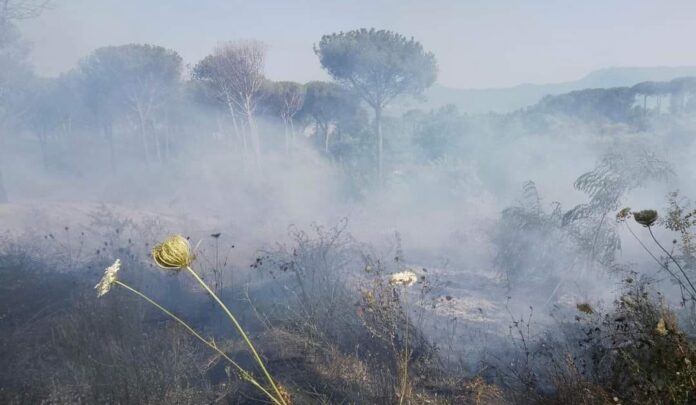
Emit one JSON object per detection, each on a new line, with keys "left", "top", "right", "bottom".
{"left": 283, "top": 117, "right": 290, "bottom": 155}
{"left": 37, "top": 129, "right": 49, "bottom": 171}
{"left": 137, "top": 110, "right": 151, "bottom": 165}
{"left": 289, "top": 118, "right": 296, "bottom": 155}
{"left": 324, "top": 127, "right": 331, "bottom": 154}
{"left": 375, "top": 105, "right": 383, "bottom": 180}
{"left": 0, "top": 165, "right": 7, "bottom": 203}
{"left": 226, "top": 98, "right": 248, "bottom": 172}
{"left": 244, "top": 97, "right": 260, "bottom": 171}
{"left": 104, "top": 124, "right": 116, "bottom": 174}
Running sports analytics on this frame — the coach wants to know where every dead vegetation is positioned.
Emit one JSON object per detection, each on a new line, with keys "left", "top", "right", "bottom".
{"left": 1, "top": 202, "right": 696, "bottom": 404}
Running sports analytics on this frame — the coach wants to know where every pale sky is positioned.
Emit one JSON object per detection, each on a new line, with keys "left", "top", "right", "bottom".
{"left": 18, "top": 0, "right": 696, "bottom": 89}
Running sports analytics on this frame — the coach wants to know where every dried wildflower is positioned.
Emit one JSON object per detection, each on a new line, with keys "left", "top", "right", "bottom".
{"left": 616, "top": 207, "right": 632, "bottom": 222}
{"left": 152, "top": 234, "right": 193, "bottom": 269}
{"left": 389, "top": 271, "right": 418, "bottom": 286}
{"left": 656, "top": 318, "right": 668, "bottom": 336}
{"left": 361, "top": 288, "right": 376, "bottom": 308}
{"left": 576, "top": 303, "right": 594, "bottom": 314}
{"left": 620, "top": 296, "right": 636, "bottom": 308}
{"left": 633, "top": 209, "right": 658, "bottom": 227}
{"left": 277, "top": 384, "right": 293, "bottom": 405}
{"left": 95, "top": 259, "right": 120, "bottom": 297}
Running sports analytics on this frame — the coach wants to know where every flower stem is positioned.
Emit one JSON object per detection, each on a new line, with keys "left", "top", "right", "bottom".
{"left": 625, "top": 223, "right": 696, "bottom": 302}
{"left": 114, "top": 280, "right": 281, "bottom": 405}
{"left": 185, "top": 266, "right": 287, "bottom": 405}
{"left": 647, "top": 226, "right": 696, "bottom": 299}
{"left": 625, "top": 223, "right": 685, "bottom": 281}
{"left": 399, "top": 287, "right": 410, "bottom": 405}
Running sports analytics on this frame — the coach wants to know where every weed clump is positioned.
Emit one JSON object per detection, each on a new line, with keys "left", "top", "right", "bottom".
{"left": 575, "top": 280, "right": 696, "bottom": 404}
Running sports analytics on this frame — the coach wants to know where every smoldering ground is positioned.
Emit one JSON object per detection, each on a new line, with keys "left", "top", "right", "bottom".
{"left": 3, "top": 2, "right": 696, "bottom": 403}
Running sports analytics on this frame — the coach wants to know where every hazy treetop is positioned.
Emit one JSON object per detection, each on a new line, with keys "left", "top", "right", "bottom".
{"left": 315, "top": 28, "right": 437, "bottom": 109}
{"left": 16, "top": 0, "right": 696, "bottom": 89}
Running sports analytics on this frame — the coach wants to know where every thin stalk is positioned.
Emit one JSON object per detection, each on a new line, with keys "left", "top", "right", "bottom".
{"left": 185, "top": 266, "right": 287, "bottom": 405}
{"left": 624, "top": 223, "right": 695, "bottom": 301}
{"left": 625, "top": 223, "right": 678, "bottom": 275}
{"left": 648, "top": 226, "right": 696, "bottom": 298}
{"left": 114, "top": 281, "right": 280, "bottom": 405}
{"left": 399, "top": 288, "right": 409, "bottom": 405}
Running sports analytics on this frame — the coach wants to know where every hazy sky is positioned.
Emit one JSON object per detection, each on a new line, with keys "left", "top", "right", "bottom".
{"left": 19, "top": 0, "right": 696, "bottom": 89}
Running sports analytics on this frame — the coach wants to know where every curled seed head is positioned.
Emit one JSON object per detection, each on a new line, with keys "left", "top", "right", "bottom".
{"left": 633, "top": 209, "right": 658, "bottom": 227}
{"left": 152, "top": 234, "right": 193, "bottom": 269}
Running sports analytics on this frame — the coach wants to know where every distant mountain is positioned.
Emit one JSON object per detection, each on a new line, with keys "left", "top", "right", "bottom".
{"left": 413, "top": 66, "right": 696, "bottom": 114}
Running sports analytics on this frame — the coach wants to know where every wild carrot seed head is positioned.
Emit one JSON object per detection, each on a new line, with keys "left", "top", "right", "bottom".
{"left": 95, "top": 259, "right": 121, "bottom": 297}
{"left": 152, "top": 234, "right": 193, "bottom": 269}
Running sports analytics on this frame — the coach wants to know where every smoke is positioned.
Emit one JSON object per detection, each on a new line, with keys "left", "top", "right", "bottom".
{"left": 6, "top": 7, "right": 696, "bottom": 389}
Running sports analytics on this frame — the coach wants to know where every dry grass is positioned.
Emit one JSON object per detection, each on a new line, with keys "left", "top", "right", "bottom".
{"left": 2, "top": 209, "right": 696, "bottom": 404}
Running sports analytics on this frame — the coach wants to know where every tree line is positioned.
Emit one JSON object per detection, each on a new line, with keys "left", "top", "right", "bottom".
{"left": 532, "top": 77, "right": 696, "bottom": 123}
{"left": 0, "top": 7, "right": 439, "bottom": 202}
{"left": 2, "top": 0, "right": 695, "bottom": 204}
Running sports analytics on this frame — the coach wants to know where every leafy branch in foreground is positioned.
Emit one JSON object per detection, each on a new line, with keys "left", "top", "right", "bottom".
{"left": 95, "top": 235, "right": 290, "bottom": 405}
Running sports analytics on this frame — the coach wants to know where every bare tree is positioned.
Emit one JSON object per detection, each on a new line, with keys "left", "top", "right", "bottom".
{"left": 264, "top": 81, "right": 305, "bottom": 154}
{"left": 193, "top": 49, "right": 245, "bottom": 153}
{"left": 194, "top": 40, "right": 267, "bottom": 168}
{"left": 80, "top": 44, "right": 182, "bottom": 166}
{"left": 278, "top": 83, "right": 305, "bottom": 154}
